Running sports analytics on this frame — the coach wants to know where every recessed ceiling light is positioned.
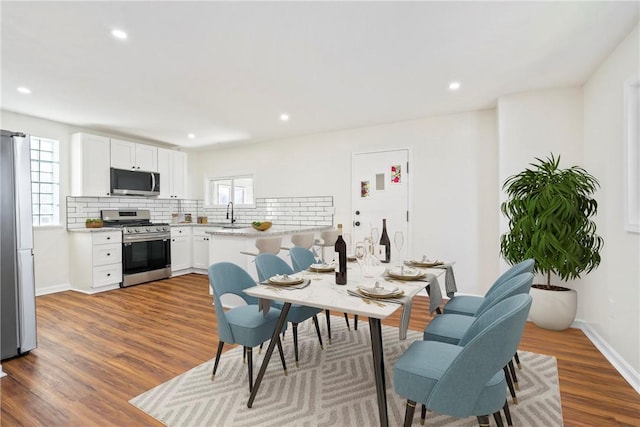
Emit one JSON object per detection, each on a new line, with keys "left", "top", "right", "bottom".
{"left": 17, "top": 87, "right": 32, "bottom": 94}
{"left": 111, "top": 29, "right": 128, "bottom": 40}
{"left": 449, "top": 81, "right": 461, "bottom": 91}
{"left": 187, "top": 133, "right": 195, "bottom": 139}
{"left": 280, "top": 113, "right": 289, "bottom": 122}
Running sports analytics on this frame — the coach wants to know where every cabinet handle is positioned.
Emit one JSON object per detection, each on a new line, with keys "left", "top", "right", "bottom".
{"left": 107, "top": 253, "right": 110, "bottom": 256}
{"left": 107, "top": 236, "right": 111, "bottom": 240}
{"left": 107, "top": 273, "right": 111, "bottom": 277}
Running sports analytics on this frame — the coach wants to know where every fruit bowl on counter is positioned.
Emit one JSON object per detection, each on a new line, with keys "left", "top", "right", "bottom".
{"left": 251, "top": 221, "right": 272, "bottom": 231}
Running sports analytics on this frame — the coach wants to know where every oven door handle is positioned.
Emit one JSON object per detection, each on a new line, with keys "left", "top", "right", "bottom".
{"left": 123, "top": 236, "right": 170, "bottom": 244}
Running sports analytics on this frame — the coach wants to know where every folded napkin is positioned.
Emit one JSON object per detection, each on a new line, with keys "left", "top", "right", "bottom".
{"left": 433, "top": 264, "right": 457, "bottom": 297}
{"left": 423, "top": 273, "right": 443, "bottom": 314}
{"left": 258, "top": 298, "right": 272, "bottom": 316}
{"left": 347, "top": 289, "right": 413, "bottom": 341}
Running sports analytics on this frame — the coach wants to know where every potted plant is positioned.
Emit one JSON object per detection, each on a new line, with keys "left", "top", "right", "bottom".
{"left": 500, "top": 154, "right": 604, "bottom": 331}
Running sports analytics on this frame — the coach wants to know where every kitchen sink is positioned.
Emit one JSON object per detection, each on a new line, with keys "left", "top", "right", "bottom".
{"left": 208, "top": 223, "right": 249, "bottom": 229}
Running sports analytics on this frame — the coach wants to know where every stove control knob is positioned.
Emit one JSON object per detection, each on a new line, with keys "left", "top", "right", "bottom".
{"left": 135, "top": 229, "right": 140, "bottom": 233}
{"left": 156, "top": 227, "right": 162, "bottom": 232}
{"left": 145, "top": 228, "right": 151, "bottom": 232}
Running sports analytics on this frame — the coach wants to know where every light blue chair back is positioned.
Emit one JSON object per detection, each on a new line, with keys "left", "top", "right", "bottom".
{"left": 474, "top": 272, "right": 533, "bottom": 316}
{"left": 484, "top": 259, "right": 535, "bottom": 300}
{"left": 289, "top": 246, "right": 316, "bottom": 273}
{"left": 427, "top": 294, "right": 532, "bottom": 418}
{"left": 208, "top": 262, "right": 260, "bottom": 343}
{"left": 255, "top": 253, "right": 294, "bottom": 283}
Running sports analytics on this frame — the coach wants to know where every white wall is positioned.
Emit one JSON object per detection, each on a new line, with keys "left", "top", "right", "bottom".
{"left": 496, "top": 87, "right": 585, "bottom": 305}
{"left": 189, "top": 110, "right": 500, "bottom": 295}
{"left": 583, "top": 24, "right": 640, "bottom": 377}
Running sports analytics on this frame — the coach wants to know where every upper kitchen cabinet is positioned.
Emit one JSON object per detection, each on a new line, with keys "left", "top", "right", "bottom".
{"left": 70, "top": 133, "right": 111, "bottom": 197}
{"left": 110, "top": 138, "right": 158, "bottom": 172}
{"left": 157, "top": 148, "right": 187, "bottom": 199}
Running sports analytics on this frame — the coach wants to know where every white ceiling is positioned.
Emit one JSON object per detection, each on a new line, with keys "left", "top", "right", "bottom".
{"left": 1, "top": 1, "right": 638, "bottom": 149}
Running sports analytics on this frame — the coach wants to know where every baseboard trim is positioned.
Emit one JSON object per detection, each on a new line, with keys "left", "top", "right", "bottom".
{"left": 573, "top": 320, "right": 640, "bottom": 394}
{"left": 36, "top": 283, "right": 71, "bottom": 296}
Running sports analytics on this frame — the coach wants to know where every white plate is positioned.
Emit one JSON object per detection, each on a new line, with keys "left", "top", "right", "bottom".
{"left": 408, "top": 259, "right": 444, "bottom": 267}
{"left": 268, "top": 275, "right": 305, "bottom": 286}
{"left": 309, "top": 263, "right": 335, "bottom": 272}
{"left": 358, "top": 286, "right": 404, "bottom": 298}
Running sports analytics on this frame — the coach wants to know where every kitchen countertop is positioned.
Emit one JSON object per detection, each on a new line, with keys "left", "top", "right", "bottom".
{"left": 67, "top": 227, "right": 122, "bottom": 233}
{"left": 204, "top": 224, "right": 332, "bottom": 237}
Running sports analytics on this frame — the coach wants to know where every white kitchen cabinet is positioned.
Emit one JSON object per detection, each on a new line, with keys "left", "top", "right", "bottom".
{"left": 110, "top": 138, "right": 158, "bottom": 172}
{"left": 192, "top": 227, "right": 210, "bottom": 270}
{"left": 170, "top": 227, "right": 192, "bottom": 274}
{"left": 70, "top": 133, "right": 111, "bottom": 197}
{"left": 157, "top": 148, "right": 187, "bottom": 199}
{"left": 69, "top": 230, "right": 122, "bottom": 293}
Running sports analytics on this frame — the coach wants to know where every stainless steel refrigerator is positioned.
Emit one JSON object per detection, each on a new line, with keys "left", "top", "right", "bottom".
{"left": 1, "top": 129, "right": 37, "bottom": 360}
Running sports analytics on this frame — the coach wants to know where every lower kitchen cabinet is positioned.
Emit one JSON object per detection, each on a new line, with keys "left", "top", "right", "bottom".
{"left": 70, "top": 230, "right": 122, "bottom": 293}
{"left": 170, "top": 227, "right": 192, "bottom": 274}
{"left": 191, "top": 227, "right": 210, "bottom": 271}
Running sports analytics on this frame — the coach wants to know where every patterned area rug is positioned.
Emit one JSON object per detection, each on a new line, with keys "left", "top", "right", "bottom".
{"left": 130, "top": 319, "right": 563, "bottom": 426}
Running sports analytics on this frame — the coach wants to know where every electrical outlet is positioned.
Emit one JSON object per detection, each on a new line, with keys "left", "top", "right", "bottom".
{"left": 608, "top": 299, "right": 615, "bottom": 319}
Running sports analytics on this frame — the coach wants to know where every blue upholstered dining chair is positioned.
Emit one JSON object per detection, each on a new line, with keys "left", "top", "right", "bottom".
{"left": 423, "top": 272, "right": 533, "bottom": 406}
{"left": 254, "top": 253, "right": 324, "bottom": 367}
{"left": 208, "top": 262, "right": 288, "bottom": 393}
{"left": 443, "top": 259, "right": 535, "bottom": 316}
{"left": 289, "top": 246, "right": 356, "bottom": 339}
{"left": 394, "top": 294, "right": 532, "bottom": 427}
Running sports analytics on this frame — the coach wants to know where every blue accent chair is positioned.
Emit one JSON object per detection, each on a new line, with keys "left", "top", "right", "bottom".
{"left": 394, "top": 294, "right": 532, "bottom": 427}
{"left": 443, "top": 259, "right": 535, "bottom": 316}
{"left": 255, "top": 253, "right": 324, "bottom": 367}
{"left": 423, "top": 272, "right": 533, "bottom": 407}
{"left": 208, "top": 262, "right": 288, "bottom": 392}
{"left": 289, "top": 246, "right": 356, "bottom": 339}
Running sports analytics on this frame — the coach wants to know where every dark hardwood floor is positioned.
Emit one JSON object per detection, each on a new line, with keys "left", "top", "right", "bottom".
{"left": 1, "top": 274, "right": 639, "bottom": 426}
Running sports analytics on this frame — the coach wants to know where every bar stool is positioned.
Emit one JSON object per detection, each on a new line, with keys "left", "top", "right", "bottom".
{"left": 316, "top": 229, "right": 338, "bottom": 262}
{"left": 281, "top": 233, "right": 314, "bottom": 251}
{"left": 240, "top": 236, "right": 282, "bottom": 257}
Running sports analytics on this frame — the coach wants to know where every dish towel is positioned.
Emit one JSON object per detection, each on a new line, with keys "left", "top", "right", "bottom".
{"left": 434, "top": 264, "right": 457, "bottom": 298}
{"left": 347, "top": 289, "right": 413, "bottom": 340}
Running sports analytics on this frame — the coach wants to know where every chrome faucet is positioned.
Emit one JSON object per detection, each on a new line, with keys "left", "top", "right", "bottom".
{"left": 226, "top": 202, "right": 236, "bottom": 224}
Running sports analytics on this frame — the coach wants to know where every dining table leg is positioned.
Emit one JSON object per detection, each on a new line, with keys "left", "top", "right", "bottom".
{"left": 368, "top": 317, "right": 388, "bottom": 427}
{"left": 247, "top": 302, "right": 292, "bottom": 408}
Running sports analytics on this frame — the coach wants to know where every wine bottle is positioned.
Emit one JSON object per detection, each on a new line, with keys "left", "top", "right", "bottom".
{"left": 379, "top": 219, "right": 391, "bottom": 263}
{"left": 334, "top": 224, "right": 347, "bottom": 285}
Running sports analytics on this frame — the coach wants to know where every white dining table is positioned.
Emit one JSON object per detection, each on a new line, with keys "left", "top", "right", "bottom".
{"left": 244, "top": 264, "right": 445, "bottom": 427}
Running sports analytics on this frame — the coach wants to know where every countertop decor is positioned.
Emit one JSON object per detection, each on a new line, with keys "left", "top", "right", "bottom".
{"left": 251, "top": 221, "right": 272, "bottom": 231}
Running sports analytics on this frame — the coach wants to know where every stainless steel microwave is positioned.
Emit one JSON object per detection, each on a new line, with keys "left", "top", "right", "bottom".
{"left": 110, "top": 168, "right": 160, "bottom": 196}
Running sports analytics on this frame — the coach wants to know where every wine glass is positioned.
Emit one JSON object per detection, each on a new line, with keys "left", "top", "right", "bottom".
{"left": 354, "top": 242, "right": 365, "bottom": 279}
{"left": 394, "top": 231, "right": 404, "bottom": 267}
{"left": 370, "top": 227, "right": 379, "bottom": 244}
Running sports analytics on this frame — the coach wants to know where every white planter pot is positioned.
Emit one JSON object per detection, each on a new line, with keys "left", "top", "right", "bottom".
{"left": 529, "top": 286, "right": 577, "bottom": 331}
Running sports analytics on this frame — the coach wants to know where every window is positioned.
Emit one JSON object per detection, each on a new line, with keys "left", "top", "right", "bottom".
{"left": 206, "top": 175, "right": 254, "bottom": 206}
{"left": 625, "top": 76, "right": 640, "bottom": 233}
{"left": 30, "top": 136, "right": 60, "bottom": 226}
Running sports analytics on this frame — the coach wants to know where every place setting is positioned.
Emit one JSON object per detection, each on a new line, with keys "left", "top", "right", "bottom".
{"left": 259, "top": 273, "right": 311, "bottom": 291}
{"left": 347, "top": 281, "right": 406, "bottom": 306}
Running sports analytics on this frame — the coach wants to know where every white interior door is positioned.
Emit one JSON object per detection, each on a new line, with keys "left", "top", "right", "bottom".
{"left": 351, "top": 149, "right": 409, "bottom": 263}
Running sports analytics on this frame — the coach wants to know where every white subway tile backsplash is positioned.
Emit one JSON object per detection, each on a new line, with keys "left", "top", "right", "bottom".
{"left": 66, "top": 195, "right": 333, "bottom": 229}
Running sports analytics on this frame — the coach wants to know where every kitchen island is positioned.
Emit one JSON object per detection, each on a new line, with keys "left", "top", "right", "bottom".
{"left": 204, "top": 224, "right": 333, "bottom": 280}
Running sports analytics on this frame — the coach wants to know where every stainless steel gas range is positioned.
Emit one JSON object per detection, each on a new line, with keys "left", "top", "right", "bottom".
{"left": 101, "top": 209, "right": 171, "bottom": 287}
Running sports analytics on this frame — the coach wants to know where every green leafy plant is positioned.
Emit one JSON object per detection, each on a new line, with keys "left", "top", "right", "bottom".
{"left": 500, "top": 154, "right": 604, "bottom": 289}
